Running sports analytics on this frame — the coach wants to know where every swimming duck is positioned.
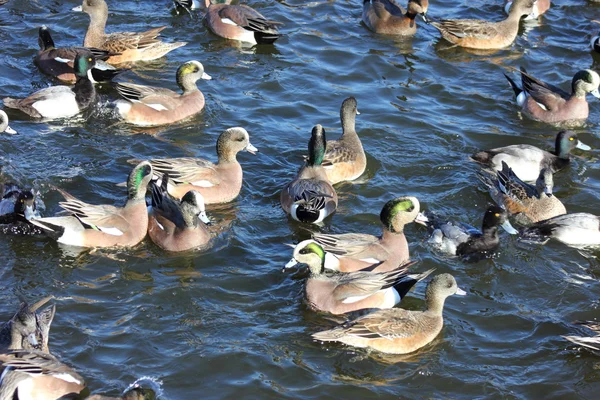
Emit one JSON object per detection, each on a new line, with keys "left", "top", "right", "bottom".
{"left": 74, "top": 0, "right": 186, "bottom": 64}
{"left": 319, "top": 97, "right": 366, "bottom": 185}
{"left": 0, "top": 297, "right": 55, "bottom": 354}
{"left": 519, "top": 213, "right": 600, "bottom": 248}
{"left": 0, "top": 184, "right": 44, "bottom": 236}
{"left": 504, "top": 0, "right": 550, "bottom": 19}
{"left": 592, "top": 21, "right": 600, "bottom": 53}
{"left": 147, "top": 176, "right": 211, "bottom": 252}
{"left": 563, "top": 320, "right": 600, "bottom": 353}
{"left": 3, "top": 51, "right": 96, "bottom": 120}
{"left": 0, "top": 110, "right": 16, "bottom": 134}
{"left": 416, "top": 205, "right": 518, "bottom": 260}
{"left": 471, "top": 130, "right": 590, "bottom": 183}
{"left": 310, "top": 196, "right": 421, "bottom": 272}
{"left": 312, "top": 273, "right": 466, "bottom": 354}
{"left": 284, "top": 240, "right": 432, "bottom": 315}
{"left": 0, "top": 350, "right": 155, "bottom": 400}
{"left": 427, "top": 0, "right": 535, "bottom": 49}
{"left": 281, "top": 125, "right": 338, "bottom": 224}
{"left": 173, "top": 0, "right": 232, "bottom": 11}
{"left": 504, "top": 67, "right": 600, "bottom": 125}
{"left": 142, "top": 127, "right": 257, "bottom": 204}
{"left": 362, "top": 0, "right": 428, "bottom": 36}
{"left": 204, "top": 0, "right": 281, "bottom": 45}
{"left": 29, "top": 161, "right": 152, "bottom": 248}
{"left": 478, "top": 161, "right": 566, "bottom": 225}
{"left": 114, "top": 60, "right": 211, "bottom": 126}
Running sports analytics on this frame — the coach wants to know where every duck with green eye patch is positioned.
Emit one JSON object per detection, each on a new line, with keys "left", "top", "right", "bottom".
{"left": 308, "top": 196, "right": 421, "bottom": 272}
{"left": 3, "top": 51, "right": 97, "bottom": 120}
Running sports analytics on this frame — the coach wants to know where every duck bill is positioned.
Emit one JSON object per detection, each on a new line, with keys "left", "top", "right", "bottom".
{"left": 199, "top": 211, "right": 211, "bottom": 225}
{"left": 455, "top": 287, "right": 467, "bottom": 296}
{"left": 27, "top": 333, "right": 39, "bottom": 347}
{"left": 246, "top": 143, "right": 258, "bottom": 155}
{"left": 420, "top": 12, "right": 430, "bottom": 24}
{"left": 24, "top": 204, "right": 41, "bottom": 221}
{"left": 4, "top": 125, "right": 16, "bottom": 135}
{"left": 591, "top": 88, "right": 600, "bottom": 99}
{"left": 72, "top": 5, "right": 82, "bottom": 11}
{"left": 576, "top": 140, "right": 592, "bottom": 151}
{"left": 202, "top": 72, "right": 212, "bottom": 80}
{"left": 415, "top": 212, "right": 429, "bottom": 225}
{"left": 501, "top": 220, "right": 518, "bottom": 235}
{"left": 543, "top": 186, "right": 553, "bottom": 197}
{"left": 284, "top": 257, "right": 299, "bottom": 269}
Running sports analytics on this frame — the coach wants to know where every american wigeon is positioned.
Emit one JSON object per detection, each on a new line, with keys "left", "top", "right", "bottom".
{"left": 173, "top": 0, "right": 232, "bottom": 11}
{"left": 563, "top": 320, "right": 600, "bottom": 353}
{"left": 3, "top": 51, "right": 96, "bottom": 120}
{"left": 0, "top": 351, "right": 155, "bottom": 400}
{"left": 504, "top": 67, "right": 600, "bottom": 125}
{"left": 29, "top": 161, "right": 152, "bottom": 248}
{"left": 0, "top": 110, "right": 16, "bottom": 134}
{"left": 479, "top": 161, "right": 566, "bottom": 225}
{"left": 35, "top": 26, "right": 124, "bottom": 84}
{"left": 142, "top": 127, "right": 257, "bottom": 204}
{"left": 471, "top": 130, "right": 591, "bottom": 182}
{"left": 73, "top": 0, "right": 186, "bottom": 64}
{"left": 310, "top": 196, "right": 421, "bottom": 272}
{"left": 428, "top": 0, "right": 535, "bottom": 49}
{"left": 204, "top": 0, "right": 281, "bottom": 45}
{"left": 0, "top": 297, "right": 55, "bottom": 354}
{"left": 592, "top": 20, "right": 600, "bottom": 53}
{"left": 416, "top": 205, "right": 518, "bottom": 260}
{"left": 114, "top": 60, "right": 211, "bottom": 127}
{"left": 148, "top": 176, "right": 211, "bottom": 252}
{"left": 281, "top": 125, "right": 337, "bottom": 224}
{"left": 284, "top": 240, "right": 432, "bottom": 315}
{"left": 319, "top": 97, "right": 366, "bottom": 185}
{"left": 504, "top": 0, "right": 550, "bottom": 19}
{"left": 0, "top": 184, "right": 44, "bottom": 236}
{"left": 519, "top": 213, "right": 600, "bottom": 248}
{"left": 312, "top": 273, "right": 466, "bottom": 354}
{"left": 362, "top": 0, "right": 428, "bottom": 35}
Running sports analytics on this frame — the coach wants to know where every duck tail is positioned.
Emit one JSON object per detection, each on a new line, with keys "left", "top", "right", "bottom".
{"left": 28, "top": 218, "right": 66, "bottom": 241}
{"left": 312, "top": 325, "right": 350, "bottom": 342}
{"left": 254, "top": 31, "right": 281, "bottom": 45}
{"left": 393, "top": 268, "right": 435, "bottom": 300}
{"left": 504, "top": 72, "right": 522, "bottom": 99}
{"left": 518, "top": 224, "right": 553, "bottom": 245}
{"left": 89, "top": 67, "right": 126, "bottom": 83}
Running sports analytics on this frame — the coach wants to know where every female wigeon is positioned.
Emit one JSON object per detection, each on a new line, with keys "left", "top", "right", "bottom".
{"left": 0, "top": 297, "right": 55, "bottom": 354}
{"left": 362, "top": 0, "right": 428, "bottom": 35}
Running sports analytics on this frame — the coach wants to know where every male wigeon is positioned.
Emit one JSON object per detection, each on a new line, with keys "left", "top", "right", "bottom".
{"left": 362, "top": 0, "right": 428, "bottom": 35}
{"left": 504, "top": 67, "right": 600, "bottom": 125}
{"left": 3, "top": 51, "right": 97, "bottom": 120}
{"left": 73, "top": 0, "right": 186, "bottom": 63}
{"left": 310, "top": 196, "right": 421, "bottom": 272}
{"left": 428, "top": 0, "right": 535, "bottom": 49}
{"left": 478, "top": 161, "right": 566, "bottom": 225}
{"left": 147, "top": 177, "right": 211, "bottom": 252}
{"left": 114, "top": 60, "right": 211, "bottom": 126}
{"left": 204, "top": 0, "right": 281, "bottom": 45}
{"left": 0, "top": 297, "right": 55, "bottom": 354}
{"left": 319, "top": 97, "right": 366, "bottom": 185}
{"left": 0, "top": 110, "right": 15, "bottom": 134}
{"left": 281, "top": 125, "right": 337, "bottom": 224}
{"left": 143, "top": 127, "right": 257, "bottom": 204}
{"left": 284, "top": 240, "right": 432, "bottom": 315}
{"left": 471, "top": 131, "right": 591, "bottom": 182}
{"left": 504, "top": 0, "right": 550, "bottom": 19}
{"left": 519, "top": 213, "right": 600, "bottom": 248}
{"left": 29, "top": 162, "right": 152, "bottom": 248}
{"left": 312, "top": 273, "right": 466, "bottom": 354}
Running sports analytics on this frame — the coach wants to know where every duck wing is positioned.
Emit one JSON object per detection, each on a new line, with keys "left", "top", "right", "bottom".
{"left": 102, "top": 26, "right": 166, "bottom": 53}
{"left": 346, "top": 308, "right": 422, "bottom": 339}
{"left": 312, "top": 232, "right": 380, "bottom": 257}
{"left": 431, "top": 19, "right": 501, "bottom": 40}
{"left": 148, "top": 157, "right": 220, "bottom": 187}
{"left": 519, "top": 67, "right": 569, "bottom": 110}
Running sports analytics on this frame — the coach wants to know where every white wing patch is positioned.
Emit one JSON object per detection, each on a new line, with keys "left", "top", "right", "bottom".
{"left": 221, "top": 18, "right": 238, "bottom": 26}
{"left": 191, "top": 180, "right": 215, "bottom": 187}
{"left": 146, "top": 103, "right": 169, "bottom": 111}
{"left": 97, "top": 226, "right": 124, "bottom": 236}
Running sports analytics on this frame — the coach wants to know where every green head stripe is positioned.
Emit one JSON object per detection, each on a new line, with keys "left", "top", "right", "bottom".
{"left": 380, "top": 198, "right": 414, "bottom": 230}
{"left": 300, "top": 242, "right": 325, "bottom": 260}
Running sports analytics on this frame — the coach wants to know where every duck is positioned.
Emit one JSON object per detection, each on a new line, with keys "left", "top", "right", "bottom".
{"left": 173, "top": 0, "right": 232, "bottom": 11}
{"left": 563, "top": 320, "right": 600, "bottom": 353}
{"left": 310, "top": 196, "right": 421, "bottom": 272}
{"left": 147, "top": 175, "right": 211, "bottom": 252}
{"left": 0, "top": 297, "right": 55, "bottom": 354}
{"left": 362, "top": 0, "right": 428, "bottom": 35}
{"left": 284, "top": 240, "right": 433, "bottom": 315}
{"left": 504, "top": 0, "right": 550, "bottom": 19}
{"left": 592, "top": 20, "right": 600, "bottom": 53}
{"left": 34, "top": 25, "right": 125, "bottom": 84}
{"left": 478, "top": 161, "right": 566, "bottom": 225}
{"left": 416, "top": 205, "right": 518, "bottom": 260}
{"left": 504, "top": 67, "right": 600, "bottom": 125}
{"left": 114, "top": 60, "right": 211, "bottom": 126}
{"left": 312, "top": 273, "right": 466, "bottom": 354}
{"left": 471, "top": 130, "right": 590, "bottom": 182}
{"left": 318, "top": 97, "right": 366, "bottom": 185}
{"left": 73, "top": 0, "right": 186, "bottom": 64}
{"left": 204, "top": 0, "right": 281, "bottom": 45}
{"left": 0, "top": 350, "right": 155, "bottom": 400}
{"left": 142, "top": 127, "right": 257, "bottom": 204}
{"left": 3, "top": 51, "right": 97, "bottom": 120}
{"left": 29, "top": 161, "right": 152, "bottom": 248}
{"left": 281, "top": 125, "right": 337, "bottom": 224}
{"left": 0, "top": 110, "right": 16, "bottom": 134}
{"left": 0, "top": 183, "right": 45, "bottom": 236}
{"left": 519, "top": 213, "right": 600, "bottom": 248}
{"left": 427, "top": 0, "right": 535, "bottom": 49}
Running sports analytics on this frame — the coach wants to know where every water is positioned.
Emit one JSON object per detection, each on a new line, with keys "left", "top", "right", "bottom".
{"left": 1, "top": 0, "right": 600, "bottom": 398}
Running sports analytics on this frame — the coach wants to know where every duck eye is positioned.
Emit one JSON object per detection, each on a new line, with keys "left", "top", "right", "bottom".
{"left": 569, "top": 137, "right": 574, "bottom": 141}
{"left": 88, "top": 58, "right": 92, "bottom": 62}
{"left": 235, "top": 137, "right": 245, "bottom": 142}
{"left": 494, "top": 213, "right": 500, "bottom": 217}
{"left": 299, "top": 248, "right": 308, "bottom": 255}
